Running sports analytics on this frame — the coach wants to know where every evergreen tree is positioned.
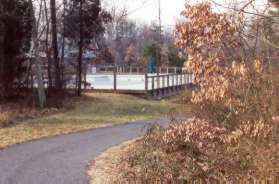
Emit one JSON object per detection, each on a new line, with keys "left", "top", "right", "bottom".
{"left": 65, "top": 0, "right": 111, "bottom": 96}
{"left": 0, "top": 0, "right": 32, "bottom": 98}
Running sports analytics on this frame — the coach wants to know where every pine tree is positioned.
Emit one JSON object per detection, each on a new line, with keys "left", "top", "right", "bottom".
{"left": 65, "top": 0, "right": 110, "bottom": 96}
{"left": 0, "top": 0, "right": 32, "bottom": 98}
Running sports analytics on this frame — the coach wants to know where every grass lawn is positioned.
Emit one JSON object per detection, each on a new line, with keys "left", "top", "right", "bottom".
{"left": 0, "top": 93, "right": 177, "bottom": 149}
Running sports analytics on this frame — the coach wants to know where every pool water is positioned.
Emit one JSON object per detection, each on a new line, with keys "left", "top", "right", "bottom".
{"left": 86, "top": 74, "right": 192, "bottom": 91}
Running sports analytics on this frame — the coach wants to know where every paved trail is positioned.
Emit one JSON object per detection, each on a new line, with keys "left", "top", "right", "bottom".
{"left": 0, "top": 118, "right": 170, "bottom": 184}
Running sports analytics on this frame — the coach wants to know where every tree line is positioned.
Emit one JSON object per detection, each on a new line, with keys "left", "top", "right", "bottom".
{"left": 0, "top": 0, "right": 111, "bottom": 108}
{"left": 0, "top": 0, "right": 185, "bottom": 108}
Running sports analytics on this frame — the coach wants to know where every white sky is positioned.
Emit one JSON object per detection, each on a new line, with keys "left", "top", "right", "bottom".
{"left": 102, "top": 0, "right": 270, "bottom": 29}
{"left": 128, "top": 0, "right": 186, "bottom": 28}
{"left": 102, "top": 0, "right": 186, "bottom": 28}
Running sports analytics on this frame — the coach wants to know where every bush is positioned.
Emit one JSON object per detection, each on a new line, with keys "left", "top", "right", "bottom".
{"left": 122, "top": 118, "right": 279, "bottom": 181}
{"left": 120, "top": 2, "right": 279, "bottom": 182}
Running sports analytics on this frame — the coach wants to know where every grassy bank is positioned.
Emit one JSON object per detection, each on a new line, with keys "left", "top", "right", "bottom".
{"left": 0, "top": 93, "right": 176, "bottom": 149}
{"left": 88, "top": 139, "right": 138, "bottom": 184}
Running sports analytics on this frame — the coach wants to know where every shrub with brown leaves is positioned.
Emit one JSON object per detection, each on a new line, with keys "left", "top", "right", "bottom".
{"left": 163, "top": 118, "right": 227, "bottom": 150}
{"left": 120, "top": 2, "right": 279, "bottom": 182}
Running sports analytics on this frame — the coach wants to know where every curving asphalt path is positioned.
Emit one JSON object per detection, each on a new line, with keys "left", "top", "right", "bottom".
{"left": 0, "top": 118, "right": 170, "bottom": 184}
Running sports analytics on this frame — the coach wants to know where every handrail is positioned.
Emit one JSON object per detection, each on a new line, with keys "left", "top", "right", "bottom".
{"left": 88, "top": 64, "right": 184, "bottom": 74}
{"left": 145, "top": 73, "right": 193, "bottom": 91}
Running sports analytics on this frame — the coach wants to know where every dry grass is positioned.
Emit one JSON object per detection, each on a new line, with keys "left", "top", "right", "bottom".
{"left": 87, "top": 139, "right": 138, "bottom": 184}
{"left": 0, "top": 93, "right": 177, "bottom": 149}
{"left": 112, "top": 120, "right": 279, "bottom": 182}
{"left": 0, "top": 112, "right": 10, "bottom": 127}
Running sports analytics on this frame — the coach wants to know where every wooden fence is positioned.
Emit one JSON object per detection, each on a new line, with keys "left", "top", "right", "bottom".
{"left": 144, "top": 73, "right": 193, "bottom": 99}
{"left": 88, "top": 65, "right": 183, "bottom": 75}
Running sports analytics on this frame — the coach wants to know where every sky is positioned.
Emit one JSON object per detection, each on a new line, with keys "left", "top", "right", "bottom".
{"left": 102, "top": 0, "right": 270, "bottom": 29}
{"left": 127, "top": 0, "right": 186, "bottom": 28}
{"left": 102, "top": 0, "right": 186, "bottom": 28}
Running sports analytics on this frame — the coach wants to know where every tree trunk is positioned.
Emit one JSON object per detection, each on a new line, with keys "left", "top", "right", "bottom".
{"left": 25, "top": 59, "right": 33, "bottom": 88}
{"left": 30, "top": 0, "right": 46, "bottom": 109}
{"left": 50, "top": 0, "right": 61, "bottom": 90}
{"left": 0, "top": 12, "right": 5, "bottom": 98}
{"left": 77, "top": 0, "right": 83, "bottom": 96}
{"left": 34, "top": 52, "right": 46, "bottom": 109}
{"left": 77, "top": 40, "right": 83, "bottom": 96}
{"left": 60, "top": 0, "right": 67, "bottom": 88}
{"left": 44, "top": 0, "right": 52, "bottom": 89}
{"left": 83, "top": 63, "right": 87, "bottom": 90}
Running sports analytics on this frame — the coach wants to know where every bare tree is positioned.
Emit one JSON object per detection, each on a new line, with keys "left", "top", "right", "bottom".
{"left": 30, "top": 0, "right": 46, "bottom": 108}
{"left": 104, "top": 0, "right": 150, "bottom": 65}
{"left": 0, "top": 3, "right": 4, "bottom": 97}
{"left": 124, "top": 43, "right": 138, "bottom": 65}
{"left": 77, "top": 0, "right": 83, "bottom": 96}
{"left": 60, "top": 0, "right": 68, "bottom": 85}
{"left": 157, "top": 0, "right": 162, "bottom": 70}
{"left": 50, "top": 0, "right": 61, "bottom": 90}
{"left": 43, "top": 0, "right": 53, "bottom": 88}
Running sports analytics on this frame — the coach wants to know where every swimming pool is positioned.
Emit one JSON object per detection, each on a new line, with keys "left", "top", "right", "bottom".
{"left": 86, "top": 74, "right": 145, "bottom": 90}
{"left": 85, "top": 74, "right": 192, "bottom": 91}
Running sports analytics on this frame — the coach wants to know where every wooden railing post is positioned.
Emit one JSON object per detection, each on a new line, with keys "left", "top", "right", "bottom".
{"left": 176, "top": 74, "right": 178, "bottom": 86}
{"left": 157, "top": 74, "right": 159, "bottom": 88}
{"left": 152, "top": 77, "right": 155, "bottom": 90}
{"left": 167, "top": 75, "right": 170, "bottom": 87}
{"left": 114, "top": 66, "right": 117, "bottom": 91}
{"left": 145, "top": 73, "right": 148, "bottom": 92}
{"left": 163, "top": 75, "right": 165, "bottom": 88}
{"left": 158, "top": 76, "right": 161, "bottom": 89}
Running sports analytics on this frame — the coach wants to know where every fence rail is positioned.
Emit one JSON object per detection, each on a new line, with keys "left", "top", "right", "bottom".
{"left": 88, "top": 65, "right": 183, "bottom": 75}
{"left": 145, "top": 73, "right": 192, "bottom": 91}
{"left": 143, "top": 73, "right": 193, "bottom": 99}
{"left": 85, "top": 65, "right": 193, "bottom": 98}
